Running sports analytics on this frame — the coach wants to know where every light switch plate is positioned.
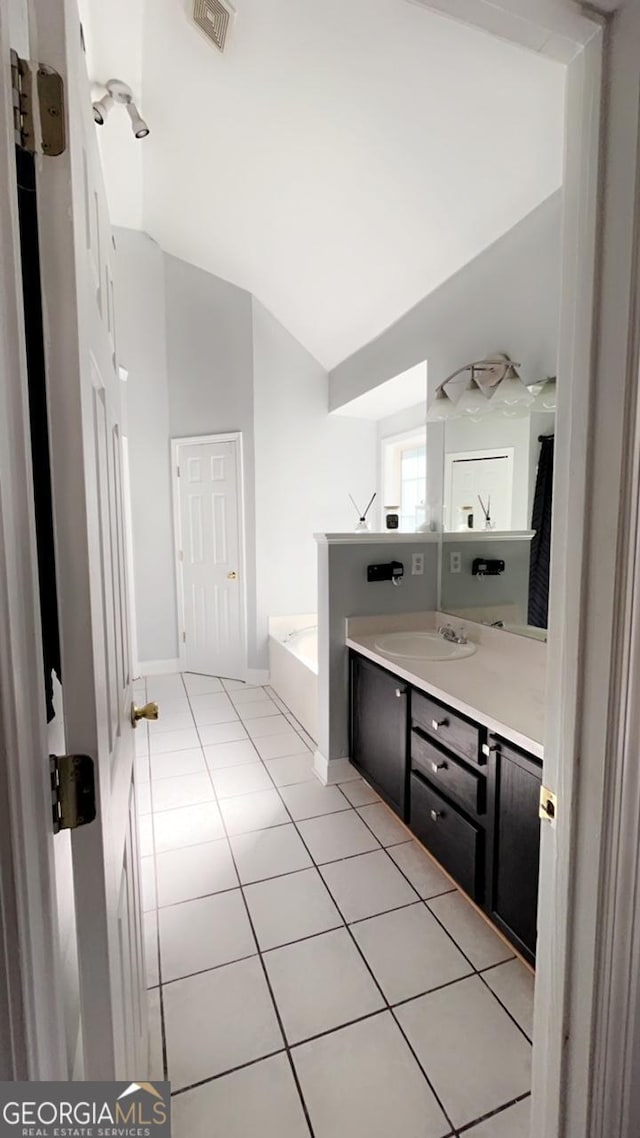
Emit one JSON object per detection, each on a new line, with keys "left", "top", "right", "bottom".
{"left": 412, "top": 553, "right": 424, "bottom": 575}
{"left": 450, "top": 552, "right": 462, "bottom": 574}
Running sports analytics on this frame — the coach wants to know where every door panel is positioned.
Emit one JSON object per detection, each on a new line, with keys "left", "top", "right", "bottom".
{"left": 350, "top": 653, "right": 408, "bottom": 817}
{"left": 176, "top": 436, "right": 245, "bottom": 678}
{"left": 32, "top": 0, "right": 146, "bottom": 1078}
{"left": 487, "top": 738, "right": 542, "bottom": 964}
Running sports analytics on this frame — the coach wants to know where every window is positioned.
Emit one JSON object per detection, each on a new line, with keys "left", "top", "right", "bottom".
{"left": 382, "top": 430, "right": 427, "bottom": 532}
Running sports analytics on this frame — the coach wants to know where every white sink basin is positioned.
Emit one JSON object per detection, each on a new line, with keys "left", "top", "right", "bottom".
{"left": 374, "top": 631, "right": 477, "bottom": 661}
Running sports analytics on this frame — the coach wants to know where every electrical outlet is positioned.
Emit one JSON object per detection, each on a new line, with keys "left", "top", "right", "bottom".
{"left": 411, "top": 552, "right": 424, "bottom": 575}
{"left": 450, "top": 552, "right": 462, "bottom": 574}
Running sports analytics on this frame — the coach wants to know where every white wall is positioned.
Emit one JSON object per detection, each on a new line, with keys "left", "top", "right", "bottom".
{"left": 330, "top": 191, "right": 562, "bottom": 408}
{"left": 116, "top": 238, "right": 377, "bottom": 672}
{"left": 115, "top": 229, "right": 177, "bottom": 665}
{"left": 252, "top": 300, "right": 377, "bottom": 668}
{"left": 164, "top": 255, "right": 259, "bottom": 667}
{"left": 317, "top": 539, "right": 439, "bottom": 765}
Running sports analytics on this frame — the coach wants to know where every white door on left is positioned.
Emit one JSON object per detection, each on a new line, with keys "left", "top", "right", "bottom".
{"left": 174, "top": 434, "right": 246, "bottom": 680}
{"left": 31, "top": 0, "right": 147, "bottom": 1079}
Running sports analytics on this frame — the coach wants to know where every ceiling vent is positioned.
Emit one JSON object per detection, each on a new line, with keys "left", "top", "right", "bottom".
{"left": 193, "top": 0, "right": 235, "bottom": 53}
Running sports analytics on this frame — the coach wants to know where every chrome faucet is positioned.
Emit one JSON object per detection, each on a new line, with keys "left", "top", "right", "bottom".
{"left": 438, "top": 623, "right": 468, "bottom": 645}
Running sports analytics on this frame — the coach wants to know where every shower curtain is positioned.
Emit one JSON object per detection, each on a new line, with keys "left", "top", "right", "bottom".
{"left": 528, "top": 434, "right": 554, "bottom": 629}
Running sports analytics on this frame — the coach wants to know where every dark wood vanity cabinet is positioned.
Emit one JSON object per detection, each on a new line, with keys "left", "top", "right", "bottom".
{"left": 349, "top": 650, "right": 543, "bottom": 963}
{"left": 409, "top": 692, "right": 487, "bottom": 903}
{"left": 350, "top": 653, "right": 409, "bottom": 818}
{"left": 486, "top": 737, "right": 542, "bottom": 964}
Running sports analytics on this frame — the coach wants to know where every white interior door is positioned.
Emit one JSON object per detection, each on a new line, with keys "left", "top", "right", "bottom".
{"left": 174, "top": 434, "right": 246, "bottom": 679}
{"left": 31, "top": 0, "right": 146, "bottom": 1078}
{"left": 445, "top": 449, "right": 514, "bottom": 531}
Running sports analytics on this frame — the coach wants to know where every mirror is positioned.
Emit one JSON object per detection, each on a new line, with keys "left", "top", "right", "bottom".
{"left": 437, "top": 383, "right": 555, "bottom": 641}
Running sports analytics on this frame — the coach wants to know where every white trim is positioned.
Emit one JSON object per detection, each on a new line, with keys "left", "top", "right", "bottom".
{"left": 532, "top": 28, "right": 604, "bottom": 1138}
{"left": 245, "top": 668, "right": 270, "bottom": 686}
{"left": 171, "top": 432, "right": 249, "bottom": 679}
{"left": 137, "top": 658, "right": 182, "bottom": 677}
{"left": 555, "top": 9, "right": 640, "bottom": 1136}
{"left": 121, "top": 437, "right": 139, "bottom": 681}
{"left": 313, "top": 752, "right": 359, "bottom": 786}
{"left": 314, "top": 532, "right": 440, "bottom": 544}
{"left": 441, "top": 529, "right": 534, "bottom": 542}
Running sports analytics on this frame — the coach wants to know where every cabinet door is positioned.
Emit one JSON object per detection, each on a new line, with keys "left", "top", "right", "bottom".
{"left": 487, "top": 738, "right": 542, "bottom": 964}
{"left": 350, "top": 654, "right": 408, "bottom": 817}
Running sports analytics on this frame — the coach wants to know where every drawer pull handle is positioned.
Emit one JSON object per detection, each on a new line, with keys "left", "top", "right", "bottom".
{"left": 430, "top": 809, "right": 442, "bottom": 822}
{"left": 430, "top": 760, "right": 447, "bottom": 773}
{"left": 395, "top": 687, "right": 407, "bottom": 698}
{"left": 431, "top": 718, "right": 449, "bottom": 731}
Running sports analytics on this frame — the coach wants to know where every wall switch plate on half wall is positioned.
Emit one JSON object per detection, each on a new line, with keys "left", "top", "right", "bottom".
{"left": 412, "top": 553, "right": 424, "bottom": 575}
{"left": 450, "top": 552, "right": 462, "bottom": 574}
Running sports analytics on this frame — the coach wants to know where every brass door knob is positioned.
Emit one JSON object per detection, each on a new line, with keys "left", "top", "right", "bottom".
{"left": 227, "top": 571, "right": 238, "bottom": 580}
{"left": 131, "top": 701, "right": 159, "bottom": 728}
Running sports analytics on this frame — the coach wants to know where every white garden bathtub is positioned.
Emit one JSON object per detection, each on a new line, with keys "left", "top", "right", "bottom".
{"left": 269, "top": 614, "right": 318, "bottom": 743}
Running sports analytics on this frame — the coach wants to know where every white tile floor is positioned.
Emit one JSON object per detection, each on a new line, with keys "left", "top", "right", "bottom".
{"left": 136, "top": 673, "right": 535, "bottom": 1138}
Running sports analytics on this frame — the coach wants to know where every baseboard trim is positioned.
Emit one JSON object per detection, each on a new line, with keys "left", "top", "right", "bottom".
{"left": 137, "top": 658, "right": 182, "bottom": 677}
{"left": 313, "top": 751, "right": 359, "bottom": 786}
{"left": 246, "top": 668, "right": 270, "bottom": 685}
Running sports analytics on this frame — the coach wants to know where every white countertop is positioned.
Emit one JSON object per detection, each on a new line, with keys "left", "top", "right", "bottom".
{"left": 346, "top": 612, "right": 545, "bottom": 759}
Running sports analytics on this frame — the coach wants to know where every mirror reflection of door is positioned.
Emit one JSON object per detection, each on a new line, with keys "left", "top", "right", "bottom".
{"left": 444, "top": 448, "right": 515, "bottom": 531}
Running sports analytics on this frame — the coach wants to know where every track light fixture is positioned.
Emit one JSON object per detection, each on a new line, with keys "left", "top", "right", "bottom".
{"left": 92, "top": 92, "right": 113, "bottom": 125}
{"left": 92, "top": 79, "right": 150, "bottom": 139}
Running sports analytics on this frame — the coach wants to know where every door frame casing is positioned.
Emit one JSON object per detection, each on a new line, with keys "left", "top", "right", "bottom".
{"left": 3, "top": 0, "right": 640, "bottom": 1125}
{"left": 171, "top": 432, "right": 248, "bottom": 678}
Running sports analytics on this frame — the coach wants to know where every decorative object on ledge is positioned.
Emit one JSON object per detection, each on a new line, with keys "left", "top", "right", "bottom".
{"left": 426, "top": 354, "right": 554, "bottom": 423}
{"left": 349, "top": 491, "right": 376, "bottom": 532}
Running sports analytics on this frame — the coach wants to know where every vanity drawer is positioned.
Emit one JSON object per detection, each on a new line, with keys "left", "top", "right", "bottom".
{"left": 410, "top": 773, "right": 482, "bottom": 900}
{"left": 411, "top": 730, "right": 485, "bottom": 817}
{"left": 411, "top": 690, "right": 482, "bottom": 766}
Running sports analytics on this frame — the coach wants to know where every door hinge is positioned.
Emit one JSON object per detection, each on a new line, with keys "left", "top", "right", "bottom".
{"left": 176, "top": 466, "right": 180, "bottom": 477}
{"left": 539, "top": 785, "right": 557, "bottom": 823}
{"left": 10, "top": 50, "right": 66, "bottom": 155}
{"left": 50, "top": 754, "right": 96, "bottom": 833}
{"left": 183, "top": 630, "right": 187, "bottom": 643}
{"left": 178, "top": 550, "right": 183, "bottom": 561}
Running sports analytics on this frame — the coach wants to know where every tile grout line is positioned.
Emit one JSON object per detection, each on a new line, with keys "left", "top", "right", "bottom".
{"left": 146, "top": 674, "right": 531, "bottom": 1130}
{"left": 283, "top": 823, "right": 459, "bottom": 1136}
{"left": 147, "top": 674, "right": 192, "bottom": 1082}
{"left": 157, "top": 927, "right": 476, "bottom": 1007}
{"left": 196, "top": 714, "right": 318, "bottom": 1138}
{"left": 170, "top": 1046, "right": 288, "bottom": 1099}
{"left": 167, "top": 674, "right": 316, "bottom": 1134}
{"left": 239, "top": 684, "right": 534, "bottom": 1118}
{"left": 456, "top": 1090, "right": 532, "bottom": 1134}
{"left": 152, "top": 875, "right": 429, "bottom": 919}
{"left": 241, "top": 727, "right": 462, "bottom": 1138}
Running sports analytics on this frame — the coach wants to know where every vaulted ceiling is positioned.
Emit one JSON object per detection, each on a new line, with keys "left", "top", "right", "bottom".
{"left": 79, "top": 0, "right": 565, "bottom": 370}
